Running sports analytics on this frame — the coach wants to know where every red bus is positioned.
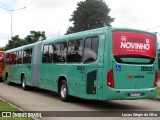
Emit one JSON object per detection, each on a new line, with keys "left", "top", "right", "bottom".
{"left": 0, "top": 51, "right": 4, "bottom": 80}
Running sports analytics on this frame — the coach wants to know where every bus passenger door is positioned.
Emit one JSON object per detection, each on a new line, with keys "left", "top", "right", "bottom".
{"left": 22, "top": 48, "right": 33, "bottom": 86}
{"left": 85, "top": 67, "right": 98, "bottom": 99}
{"left": 82, "top": 35, "right": 104, "bottom": 100}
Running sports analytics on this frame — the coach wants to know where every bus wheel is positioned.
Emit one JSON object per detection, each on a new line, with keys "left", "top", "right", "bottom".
{"left": 59, "top": 80, "right": 69, "bottom": 102}
{"left": 21, "top": 75, "right": 28, "bottom": 90}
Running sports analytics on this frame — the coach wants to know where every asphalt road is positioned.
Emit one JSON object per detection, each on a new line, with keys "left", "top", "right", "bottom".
{"left": 0, "top": 82, "right": 160, "bottom": 120}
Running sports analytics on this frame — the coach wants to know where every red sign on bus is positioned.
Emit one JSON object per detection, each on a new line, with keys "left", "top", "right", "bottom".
{"left": 112, "top": 31, "right": 156, "bottom": 58}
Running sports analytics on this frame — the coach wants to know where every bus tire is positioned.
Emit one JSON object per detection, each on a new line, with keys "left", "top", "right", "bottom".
{"left": 59, "top": 80, "right": 69, "bottom": 102}
{"left": 21, "top": 75, "right": 28, "bottom": 90}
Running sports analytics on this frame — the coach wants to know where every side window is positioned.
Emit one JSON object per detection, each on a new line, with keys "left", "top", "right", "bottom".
{"left": 53, "top": 42, "right": 67, "bottom": 63}
{"left": 15, "top": 52, "right": 18, "bottom": 64}
{"left": 42, "top": 45, "right": 53, "bottom": 63}
{"left": 83, "top": 37, "right": 99, "bottom": 63}
{"left": 13, "top": 52, "right": 17, "bottom": 64}
{"left": 42, "top": 45, "right": 49, "bottom": 63}
{"left": 7, "top": 53, "right": 16, "bottom": 65}
{"left": 53, "top": 43, "right": 60, "bottom": 63}
{"left": 23, "top": 48, "right": 32, "bottom": 64}
{"left": 49, "top": 44, "right": 53, "bottom": 62}
{"left": 61, "top": 42, "right": 67, "bottom": 62}
{"left": 67, "top": 39, "right": 83, "bottom": 63}
{"left": 18, "top": 51, "right": 23, "bottom": 64}
{"left": 28, "top": 49, "right": 32, "bottom": 63}
{"left": 6, "top": 54, "right": 9, "bottom": 65}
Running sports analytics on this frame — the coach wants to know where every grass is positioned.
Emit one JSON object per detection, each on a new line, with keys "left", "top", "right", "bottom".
{"left": 156, "top": 86, "right": 160, "bottom": 98}
{"left": 0, "top": 101, "right": 18, "bottom": 111}
{"left": 0, "top": 100, "right": 33, "bottom": 120}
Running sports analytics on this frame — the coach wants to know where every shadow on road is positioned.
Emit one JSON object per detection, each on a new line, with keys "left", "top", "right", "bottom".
{"left": 5, "top": 82, "right": 146, "bottom": 111}
{"left": 70, "top": 98, "right": 144, "bottom": 111}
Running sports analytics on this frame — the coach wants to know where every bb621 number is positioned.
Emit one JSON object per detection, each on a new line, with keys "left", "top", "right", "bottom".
{"left": 141, "top": 66, "right": 154, "bottom": 71}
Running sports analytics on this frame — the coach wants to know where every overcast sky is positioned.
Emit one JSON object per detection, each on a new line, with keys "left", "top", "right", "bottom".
{"left": 0, "top": 0, "right": 160, "bottom": 47}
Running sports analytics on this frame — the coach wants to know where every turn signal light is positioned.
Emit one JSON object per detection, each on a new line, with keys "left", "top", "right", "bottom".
{"left": 107, "top": 69, "right": 115, "bottom": 88}
{"left": 153, "top": 71, "right": 158, "bottom": 87}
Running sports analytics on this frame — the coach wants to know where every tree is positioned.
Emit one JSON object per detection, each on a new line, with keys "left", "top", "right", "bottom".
{"left": 0, "top": 47, "right": 5, "bottom": 51}
{"left": 66, "top": 0, "right": 114, "bottom": 34}
{"left": 5, "top": 35, "right": 27, "bottom": 50}
{"left": 4, "top": 31, "right": 46, "bottom": 50}
{"left": 25, "top": 31, "right": 46, "bottom": 44}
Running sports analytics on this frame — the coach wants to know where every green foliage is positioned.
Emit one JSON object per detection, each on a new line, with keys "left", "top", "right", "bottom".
{"left": 0, "top": 100, "right": 18, "bottom": 111}
{"left": 0, "top": 47, "right": 5, "bottom": 51}
{"left": 0, "top": 100, "right": 33, "bottom": 120}
{"left": 25, "top": 31, "right": 46, "bottom": 44}
{"left": 66, "top": 0, "right": 114, "bottom": 34}
{"left": 4, "top": 31, "right": 46, "bottom": 50}
{"left": 5, "top": 35, "right": 27, "bottom": 50}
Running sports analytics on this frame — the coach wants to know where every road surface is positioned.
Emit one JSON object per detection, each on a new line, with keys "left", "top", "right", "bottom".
{"left": 0, "top": 82, "right": 160, "bottom": 120}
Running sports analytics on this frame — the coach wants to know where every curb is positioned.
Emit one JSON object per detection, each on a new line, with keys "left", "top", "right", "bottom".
{"left": 0, "top": 97, "right": 23, "bottom": 111}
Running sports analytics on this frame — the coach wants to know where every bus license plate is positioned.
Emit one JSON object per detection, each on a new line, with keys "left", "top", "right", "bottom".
{"left": 131, "top": 92, "right": 140, "bottom": 97}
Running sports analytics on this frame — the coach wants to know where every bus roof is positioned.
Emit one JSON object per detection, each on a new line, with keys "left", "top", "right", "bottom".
{"left": 5, "top": 43, "right": 34, "bottom": 53}
{"left": 111, "top": 27, "right": 157, "bottom": 36}
{"left": 4, "top": 27, "right": 157, "bottom": 53}
{"left": 42, "top": 26, "right": 108, "bottom": 45}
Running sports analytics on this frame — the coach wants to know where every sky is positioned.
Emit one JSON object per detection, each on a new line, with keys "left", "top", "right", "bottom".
{"left": 0, "top": 0, "right": 160, "bottom": 47}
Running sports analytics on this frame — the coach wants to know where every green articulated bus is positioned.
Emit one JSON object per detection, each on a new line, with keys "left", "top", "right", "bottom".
{"left": 2, "top": 27, "right": 158, "bottom": 101}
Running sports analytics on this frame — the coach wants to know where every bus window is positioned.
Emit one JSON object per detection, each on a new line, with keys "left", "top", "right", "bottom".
{"left": 6, "top": 54, "right": 9, "bottom": 65}
{"left": 15, "top": 52, "right": 18, "bottom": 64}
{"left": 6, "top": 53, "right": 16, "bottom": 65}
{"left": 61, "top": 42, "right": 67, "bottom": 62}
{"left": 43, "top": 45, "right": 49, "bottom": 63}
{"left": 83, "top": 37, "right": 99, "bottom": 63}
{"left": 53, "top": 42, "right": 67, "bottom": 63}
{"left": 23, "top": 49, "right": 32, "bottom": 64}
{"left": 28, "top": 49, "right": 32, "bottom": 63}
{"left": 18, "top": 51, "right": 23, "bottom": 64}
{"left": 67, "top": 39, "right": 83, "bottom": 63}
{"left": 49, "top": 45, "right": 53, "bottom": 62}
{"left": 48, "top": 45, "right": 54, "bottom": 63}
{"left": 42, "top": 45, "right": 53, "bottom": 63}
